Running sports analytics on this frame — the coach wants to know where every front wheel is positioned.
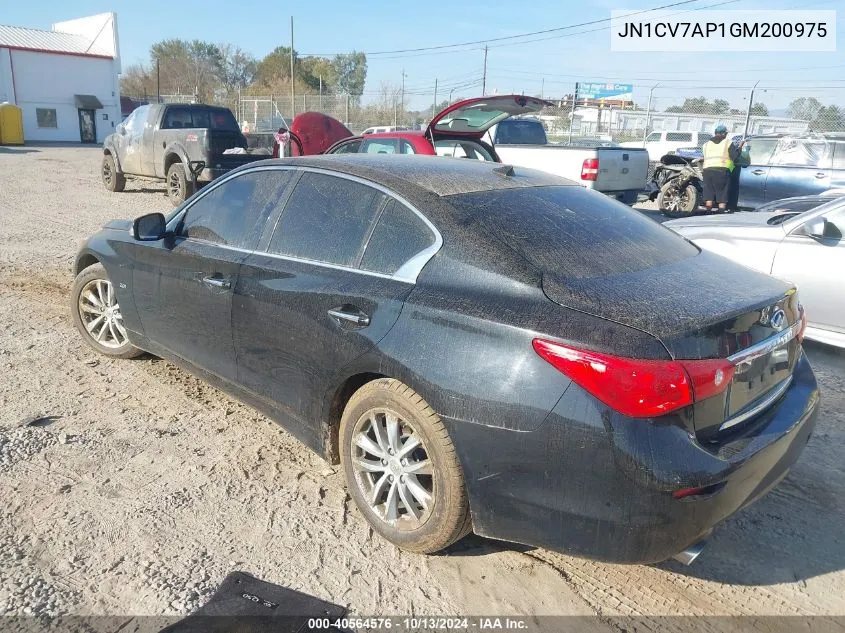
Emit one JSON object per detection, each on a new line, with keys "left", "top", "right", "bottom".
{"left": 101, "top": 154, "right": 125, "bottom": 192}
{"left": 340, "top": 379, "right": 471, "bottom": 554}
{"left": 71, "top": 263, "right": 142, "bottom": 359}
{"left": 658, "top": 180, "right": 699, "bottom": 218}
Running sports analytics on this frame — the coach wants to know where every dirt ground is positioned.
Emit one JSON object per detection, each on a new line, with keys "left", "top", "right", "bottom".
{"left": 1, "top": 145, "right": 844, "bottom": 626}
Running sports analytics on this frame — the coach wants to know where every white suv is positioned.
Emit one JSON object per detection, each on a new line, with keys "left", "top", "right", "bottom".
{"left": 623, "top": 131, "right": 713, "bottom": 162}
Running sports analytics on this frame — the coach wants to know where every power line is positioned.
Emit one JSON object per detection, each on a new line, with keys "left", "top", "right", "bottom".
{"left": 299, "top": 0, "right": 708, "bottom": 57}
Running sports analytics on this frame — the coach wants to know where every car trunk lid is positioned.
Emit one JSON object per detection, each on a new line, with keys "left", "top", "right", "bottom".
{"left": 426, "top": 95, "right": 551, "bottom": 140}
{"left": 541, "top": 251, "right": 801, "bottom": 435}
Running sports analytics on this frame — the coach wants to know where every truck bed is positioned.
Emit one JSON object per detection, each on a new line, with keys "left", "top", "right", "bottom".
{"left": 493, "top": 144, "right": 649, "bottom": 202}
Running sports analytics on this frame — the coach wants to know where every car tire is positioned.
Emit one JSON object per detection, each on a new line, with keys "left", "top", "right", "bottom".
{"left": 340, "top": 378, "right": 471, "bottom": 554}
{"left": 658, "top": 181, "right": 699, "bottom": 218}
{"left": 71, "top": 263, "right": 143, "bottom": 359}
{"left": 101, "top": 154, "right": 125, "bottom": 192}
{"left": 166, "top": 162, "right": 194, "bottom": 206}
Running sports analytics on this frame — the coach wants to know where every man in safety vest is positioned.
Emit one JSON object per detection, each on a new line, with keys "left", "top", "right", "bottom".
{"left": 701, "top": 124, "right": 744, "bottom": 212}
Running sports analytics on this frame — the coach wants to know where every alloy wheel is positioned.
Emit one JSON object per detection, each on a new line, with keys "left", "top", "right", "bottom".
{"left": 77, "top": 279, "right": 128, "bottom": 349}
{"left": 102, "top": 162, "right": 112, "bottom": 186}
{"left": 350, "top": 409, "right": 434, "bottom": 530}
{"left": 168, "top": 171, "right": 181, "bottom": 200}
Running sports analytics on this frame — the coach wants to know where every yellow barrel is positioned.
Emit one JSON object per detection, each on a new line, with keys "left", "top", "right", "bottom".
{"left": 0, "top": 103, "right": 24, "bottom": 145}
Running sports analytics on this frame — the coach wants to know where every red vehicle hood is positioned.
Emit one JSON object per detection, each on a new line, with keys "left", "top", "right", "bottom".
{"left": 288, "top": 112, "right": 353, "bottom": 156}
{"left": 426, "top": 95, "right": 551, "bottom": 140}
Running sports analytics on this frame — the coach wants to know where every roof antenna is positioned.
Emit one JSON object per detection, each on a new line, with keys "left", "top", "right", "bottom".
{"left": 493, "top": 164, "right": 514, "bottom": 178}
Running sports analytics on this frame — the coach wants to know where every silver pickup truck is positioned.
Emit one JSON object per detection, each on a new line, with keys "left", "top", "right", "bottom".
{"left": 483, "top": 119, "right": 649, "bottom": 205}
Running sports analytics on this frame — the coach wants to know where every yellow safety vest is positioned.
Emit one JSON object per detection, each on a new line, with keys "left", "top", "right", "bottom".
{"left": 703, "top": 139, "right": 734, "bottom": 171}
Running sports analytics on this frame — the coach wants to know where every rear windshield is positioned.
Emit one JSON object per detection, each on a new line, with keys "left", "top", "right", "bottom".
{"left": 494, "top": 120, "right": 547, "bottom": 145}
{"left": 162, "top": 107, "right": 239, "bottom": 132}
{"left": 446, "top": 186, "right": 699, "bottom": 279}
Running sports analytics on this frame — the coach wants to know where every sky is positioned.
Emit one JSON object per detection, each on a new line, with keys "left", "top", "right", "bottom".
{"left": 3, "top": 0, "right": 843, "bottom": 112}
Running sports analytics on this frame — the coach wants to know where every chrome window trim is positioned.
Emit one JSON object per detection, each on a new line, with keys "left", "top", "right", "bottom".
{"left": 168, "top": 164, "right": 442, "bottom": 284}
{"left": 726, "top": 319, "right": 802, "bottom": 366}
{"left": 719, "top": 375, "right": 793, "bottom": 432}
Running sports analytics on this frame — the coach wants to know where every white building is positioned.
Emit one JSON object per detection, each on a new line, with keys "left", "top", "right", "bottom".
{"left": 571, "top": 107, "right": 809, "bottom": 138}
{"left": 0, "top": 13, "right": 121, "bottom": 143}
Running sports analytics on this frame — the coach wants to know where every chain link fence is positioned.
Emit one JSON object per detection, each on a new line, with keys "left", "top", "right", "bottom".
{"left": 126, "top": 84, "right": 845, "bottom": 144}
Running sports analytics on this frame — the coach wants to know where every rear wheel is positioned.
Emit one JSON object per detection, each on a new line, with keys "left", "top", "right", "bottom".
{"left": 658, "top": 181, "right": 699, "bottom": 218}
{"left": 340, "top": 379, "right": 471, "bottom": 554}
{"left": 166, "top": 162, "right": 194, "bottom": 206}
{"left": 101, "top": 154, "right": 125, "bottom": 192}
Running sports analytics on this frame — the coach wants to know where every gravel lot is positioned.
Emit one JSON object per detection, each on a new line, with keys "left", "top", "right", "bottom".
{"left": 1, "top": 145, "right": 844, "bottom": 625}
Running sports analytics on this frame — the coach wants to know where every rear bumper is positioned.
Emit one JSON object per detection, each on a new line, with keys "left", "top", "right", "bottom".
{"left": 444, "top": 352, "right": 819, "bottom": 563}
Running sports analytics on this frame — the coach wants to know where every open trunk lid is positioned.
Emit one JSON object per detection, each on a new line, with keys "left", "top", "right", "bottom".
{"left": 427, "top": 95, "right": 551, "bottom": 140}
{"left": 288, "top": 112, "right": 352, "bottom": 156}
{"left": 542, "top": 250, "right": 801, "bottom": 436}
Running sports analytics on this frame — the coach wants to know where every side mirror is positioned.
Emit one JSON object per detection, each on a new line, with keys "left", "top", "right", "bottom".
{"left": 799, "top": 218, "right": 826, "bottom": 239}
{"left": 133, "top": 212, "right": 166, "bottom": 241}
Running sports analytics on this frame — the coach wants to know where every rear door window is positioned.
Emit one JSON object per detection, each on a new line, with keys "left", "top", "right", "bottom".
{"left": 267, "top": 172, "right": 387, "bottom": 267}
{"left": 770, "top": 138, "right": 831, "bottom": 167}
{"left": 178, "top": 170, "right": 293, "bottom": 248}
{"left": 495, "top": 120, "right": 546, "bottom": 144}
{"left": 361, "top": 200, "right": 436, "bottom": 275}
{"left": 329, "top": 139, "right": 363, "bottom": 154}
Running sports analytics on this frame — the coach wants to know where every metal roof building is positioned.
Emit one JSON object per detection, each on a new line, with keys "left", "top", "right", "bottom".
{"left": 0, "top": 13, "right": 121, "bottom": 143}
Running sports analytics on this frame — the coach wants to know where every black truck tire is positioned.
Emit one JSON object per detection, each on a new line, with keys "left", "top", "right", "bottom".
{"left": 166, "top": 162, "right": 195, "bottom": 206}
{"left": 101, "top": 154, "right": 125, "bottom": 192}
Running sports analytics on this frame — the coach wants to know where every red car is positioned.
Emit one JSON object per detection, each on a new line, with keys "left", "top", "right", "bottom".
{"left": 276, "top": 95, "right": 550, "bottom": 161}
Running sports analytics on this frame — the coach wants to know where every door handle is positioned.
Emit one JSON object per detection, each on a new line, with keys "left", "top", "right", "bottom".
{"left": 202, "top": 276, "right": 231, "bottom": 289}
{"left": 328, "top": 308, "right": 370, "bottom": 327}
{"left": 815, "top": 172, "right": 827, "bottom": 179}
{"left": 751, "top": 169, "right": 765, "bottom": 175}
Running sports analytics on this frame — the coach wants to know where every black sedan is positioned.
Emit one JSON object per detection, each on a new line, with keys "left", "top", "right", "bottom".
{"left": 71, "top": 155, "right": 819, "bottom": 564}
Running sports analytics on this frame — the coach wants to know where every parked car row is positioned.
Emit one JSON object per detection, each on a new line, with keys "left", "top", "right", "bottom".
{"left": 77, "top": 145, "right": 822, "bottom": 565}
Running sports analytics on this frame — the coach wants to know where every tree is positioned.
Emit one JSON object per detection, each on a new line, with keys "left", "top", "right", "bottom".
{"left": 749, "top": 102, "right": 769, "bottom": 116}
{"left": 217, "top": 44, "right": 257, "bottom": 92}
{"left": 255, "top": 46, "right": 297, "bottom": 86}
{"left": 332, "top": 52, "right": 367, "bottom": 100}
{"left": 810, "top": 105, "right": 845, "bottom": 132}
{"left": 787, "top": 97, "right": 823, "bottom": 121}
{"left": 712, "top": 99, "right": 730, "bottom": 114}
{"left": 299, "top": 56, "right": 338, "bottom": 93}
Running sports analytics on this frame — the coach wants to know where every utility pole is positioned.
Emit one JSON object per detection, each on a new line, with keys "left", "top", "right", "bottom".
{"left": 290, "top": 16, "right": 295, "bottom": 118}
{"left": 482, "top": 46, "right": 488, "bottom": 95}
{"left": 449, "top": 87, "right": 456, "bottom": 104}
{"left": 643, "top": 82, "right": 659, "bottom": 144}
{"left": 743, "top": 80, "right": 760, "bottom": 138}
{"left": 400, "top": 68, "right": 405, "bottom": 126}
{"left": 433, "top": 78, "right": 438, "bottom": 119}
{"left": 156, "top": 58, "right": 160, "bottom": 103}
{"left": 540, "top": 77, "right": 544, "bottom": 100}
{"left": 568, "top": 82, "right": 578, "bottom": 144}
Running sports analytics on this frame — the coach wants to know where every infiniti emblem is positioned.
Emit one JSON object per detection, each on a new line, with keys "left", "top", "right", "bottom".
{"left": 770, "top": 308, "right": 787, "bottom": 331}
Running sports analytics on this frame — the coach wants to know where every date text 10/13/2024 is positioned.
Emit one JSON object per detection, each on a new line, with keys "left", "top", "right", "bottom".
{"left": 307, "top": 617, "right": 530, "bottom": 630}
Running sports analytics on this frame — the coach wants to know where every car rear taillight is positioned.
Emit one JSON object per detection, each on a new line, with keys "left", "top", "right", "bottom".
{"left": 532, "top": 339, "right": 735, "bottom": 418}
{"left": 798, "top": 304, "right": 807, "bottom": 343}
{"left": 581, "top": 158, "right": 599, "bottom": 181}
